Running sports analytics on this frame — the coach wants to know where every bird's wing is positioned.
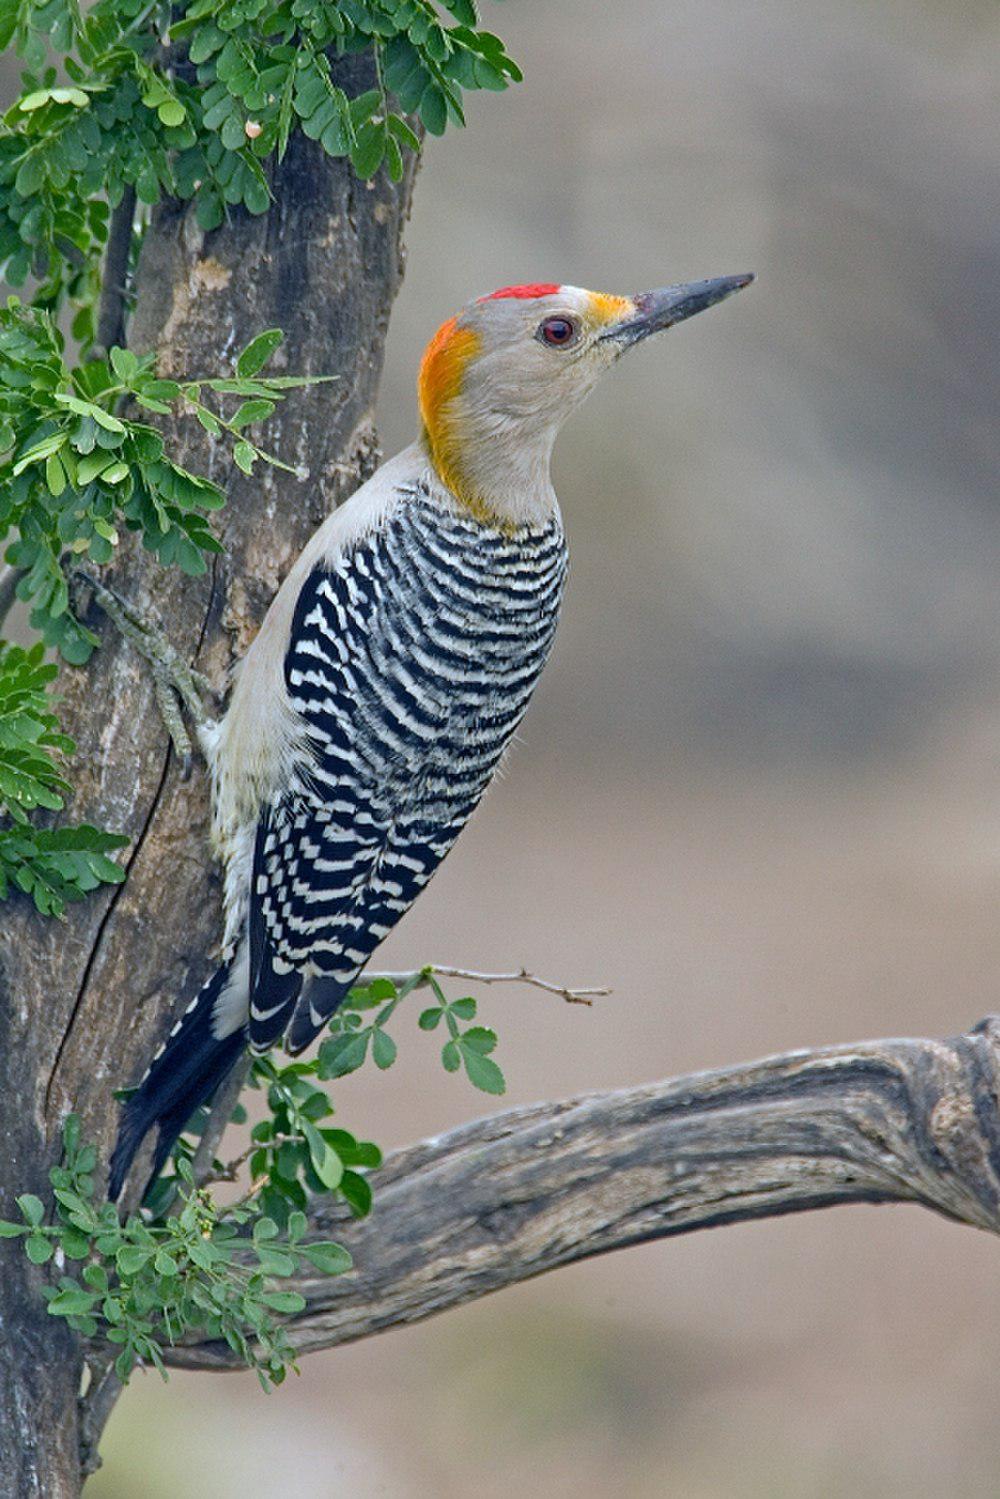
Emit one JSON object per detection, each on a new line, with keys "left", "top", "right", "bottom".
{"left": 246, "top": 549, "right": 467, "bottom": 1054}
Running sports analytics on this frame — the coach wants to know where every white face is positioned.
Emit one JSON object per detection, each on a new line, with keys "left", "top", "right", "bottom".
{"left": 454, "top": 285, "right": 638, "bottom": 430}
{"left": 417, "top": 276, "right": 753, "bottom": 522}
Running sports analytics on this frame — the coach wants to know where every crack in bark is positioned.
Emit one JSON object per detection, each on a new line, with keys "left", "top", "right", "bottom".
{"left": 45, "top": 734, "right": 176, "bottom": 1115}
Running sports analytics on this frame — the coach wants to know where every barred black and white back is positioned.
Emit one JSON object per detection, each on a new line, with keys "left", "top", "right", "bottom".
{"left": 252, "top": 483, "right": 567, "bottom": 1052}
{"left": 109, "top": 448, "right": 567, "bottom": 1197}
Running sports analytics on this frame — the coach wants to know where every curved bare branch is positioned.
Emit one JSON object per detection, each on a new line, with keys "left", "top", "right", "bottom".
{"left": 165, "top": 1014, "right": 1000, "bottom": 1370}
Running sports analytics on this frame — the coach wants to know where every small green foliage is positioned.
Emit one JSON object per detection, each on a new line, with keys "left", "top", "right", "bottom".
{"left": 153, "top": 973, "right": 505, "bottom": 1234}
{"left": 0, "top": 638, "right": 127, "bottom": 912}
{"left": 0, "top": 0, "right": 520, "bottom": 324}
{"left": 0, "top": 307, "right": 319, "bottom": 662}
{"left": 1, "top": 972, "right": 509, "bottom": 1385}
{"left": 156, "top": 973, "right": 506, "bottom": 1231}
{"left": 0, "top": 1, "right": 518, "bottom": 928}
{"left": 242, "top": 1057, "right": 383, "bottom": 1225}
{"left": 320, "top": 970, "right": 508, "bottom": 1095}
{"left": 0, "top": 308, "right": 320, "bottom": 915}
{"left": 0, "top": 1114, "right": 352, "bottom": 1388}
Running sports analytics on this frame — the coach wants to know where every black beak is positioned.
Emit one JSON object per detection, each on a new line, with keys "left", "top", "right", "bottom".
{"left": 605, "top": 273, "right": 754, "bottom": 346}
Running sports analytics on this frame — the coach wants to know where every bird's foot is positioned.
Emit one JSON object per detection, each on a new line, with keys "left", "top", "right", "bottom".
{"left": 77, "top": 570, "right": 219, "bottom": 778}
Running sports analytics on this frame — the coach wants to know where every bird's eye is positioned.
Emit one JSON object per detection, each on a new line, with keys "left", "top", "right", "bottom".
{"left": 538, "top": 316, "right": 578, "bottom": 348}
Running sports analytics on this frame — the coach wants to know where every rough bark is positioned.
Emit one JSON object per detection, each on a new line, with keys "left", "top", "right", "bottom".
{"left": 0, "top": 49, "right": 418, "bottom": 1496}
{"left": 165, "top": 1016, "right": 1000, "bottom": 1369}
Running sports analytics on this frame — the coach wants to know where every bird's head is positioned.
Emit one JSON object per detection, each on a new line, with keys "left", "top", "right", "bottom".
{"left": 417, "top": 275, "right": 753, "bottom": 524}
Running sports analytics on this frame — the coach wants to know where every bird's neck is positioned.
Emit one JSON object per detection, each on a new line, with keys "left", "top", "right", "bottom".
{"left": 420, "top": 420, "right": 559, "bottom": 531}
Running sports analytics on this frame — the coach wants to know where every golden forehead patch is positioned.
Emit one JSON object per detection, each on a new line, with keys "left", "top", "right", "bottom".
{"left": 586, "top": 291, "right": 634, "bottom": 324}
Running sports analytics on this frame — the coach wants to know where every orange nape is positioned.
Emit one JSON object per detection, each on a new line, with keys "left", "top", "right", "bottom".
{"left": 418, "top": 314, "right": 482, "bottom": 502}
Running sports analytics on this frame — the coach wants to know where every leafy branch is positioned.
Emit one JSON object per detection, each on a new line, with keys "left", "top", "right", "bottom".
{"left": 147, "top": 971, "right": 514, "bottom": 1231}
{"left": 0, "top": 0, "right": 520, "bottom": 335}
{"left": 0, "top": 968, "right": 545, "bottom": 1387}
{"left": 0, "top": 638, "right": 127, "bottom": 912}
{"left": 0, "top": 304, "right": 320, "bottom": 908}
{"left": 0, "top": 305, "right": 321, "bottom": 663}
{"left": 0, "top": 1114, "right": 351, "bottom": 1389}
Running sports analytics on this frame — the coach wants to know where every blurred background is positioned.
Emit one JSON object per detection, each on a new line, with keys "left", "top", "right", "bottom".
{"left": 64, "top": 0, "right": 1000, "bottom": 1491}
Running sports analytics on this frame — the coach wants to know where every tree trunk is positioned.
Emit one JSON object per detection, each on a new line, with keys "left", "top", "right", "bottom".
{"left": 0, "top": 51, "right": 418, "bottom": 1493}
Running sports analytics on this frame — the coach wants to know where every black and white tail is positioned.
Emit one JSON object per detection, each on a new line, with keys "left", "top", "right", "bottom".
{"left": 108, "top": 950, "right": 248, "bottom": 1201}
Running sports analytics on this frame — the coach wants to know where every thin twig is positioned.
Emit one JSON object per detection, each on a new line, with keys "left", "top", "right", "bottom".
{"left": 364, "top": 964, "right": 610, "bottom": 1007}
{"left": 201, "top": 1132, "right": 304, "bottom": 1187}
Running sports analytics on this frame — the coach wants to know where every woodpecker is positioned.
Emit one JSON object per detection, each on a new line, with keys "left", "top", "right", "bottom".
{"left": 108, "top": 273, "right": 753, "bottom": 1200}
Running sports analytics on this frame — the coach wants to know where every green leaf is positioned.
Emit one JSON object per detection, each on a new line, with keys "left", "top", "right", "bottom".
{"left": 12, "top": 432, "right": 67, "bottom": 476}
{"left": 16, "top": 1194, "right": 44, "bottom": 1226}
{"left": 158, "top": 100, "right": 185, "bottom": 128}
{"left": 116, "top": 1244, "right": 154, "bottom": 1276}
{"left": 444, "top": 0, "right": 477, "bottom": 24}
{"left": 47, "top": 1287, "right": 98, "bottom": 1316}
{"left": 59, "top": 1231, "right": 91, "bottom": 1259}
{"left": 109, "top": 348, "right": 138, "bottom": 382}
{"left": 299, "top": 1241, "right": 352, "bottom": 1276}
{"left": 236, "top": 329, "right": 283, "bottom": 378}
{"left": 317, "top": 1030, "right": 369, "bottom": 1079}
{"left": 387, "top": 113, "right": 421, "bottom": 152}
{"left": 302, "top": 1120, "right": 342, "bottom": 1189}
{"left": 338, "top": 1170, "right": 373, "bottom": 1218}
{"left": 459, "top": 1025, "right": 496, "bottom": 1054}
{"left": 25, "top": 1233, "right": 53, "bottom": 1263}
{"left": 44, "top": 452, "right": 66, "bottom": 495}
{"left": 53, "top": 394, "right": 126, "bottom": 433}
{"left": 349, "top": 122, "right": 385, "bottom": 179}
{"left": 233, "top": 440, "right": 256, "bottom": 474}
{"left": 19, "top": 87, "right": 90, "bottom": 111}
{"left": 441, "top": 1039, "right": 460, "bottom": 1072}
{"left": 230, "top": 399, "right": 275, "bottom": 429}
{"left": 459, "top": 1045, "right": 506, "bottom": 1095}
{"left": 371, "top": 1028, "right": 397, "bottom": 1070}
{"left": 255, "top": 1245, "right": 297, "bottom": 1276}
{"left": 419, "top": 84, "right": 447, "bottom": 136}
{"left": 355, "top": 976, "right": 396, "bottom": 1004}
{"left": 0, "top": 1221, "right": 27, "bottom": 1238}
{"left": 194, "top": 407, "right": 222, "bottom": 436}
{"left": 260, "top": 1289, "right": 306, "bottom": 1315}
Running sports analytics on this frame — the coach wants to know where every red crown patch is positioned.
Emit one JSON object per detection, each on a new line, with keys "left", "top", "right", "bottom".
{"left": 479, "top": 284, "right": 561, "bottom": 302}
